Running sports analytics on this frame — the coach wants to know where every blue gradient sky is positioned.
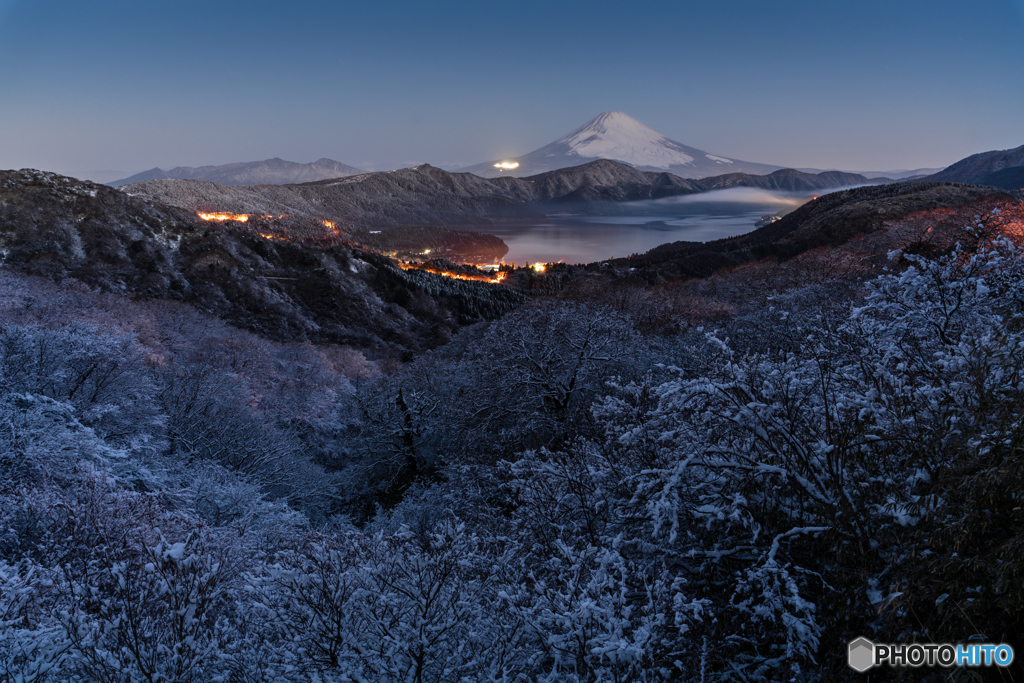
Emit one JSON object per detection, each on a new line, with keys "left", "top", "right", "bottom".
{"left": 1, "top": 0, "right": 1022, "bottom": 181}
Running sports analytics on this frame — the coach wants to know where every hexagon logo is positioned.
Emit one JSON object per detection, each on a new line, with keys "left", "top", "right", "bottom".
{"left": 848, "top": 637, "right": 875, "bottom": 672}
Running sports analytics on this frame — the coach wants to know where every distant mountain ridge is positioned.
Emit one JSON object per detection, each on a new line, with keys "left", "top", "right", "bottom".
{"left": 460, "top": 112, "right": 783, "bottom": 179}
{"left": 109, "top": 157, "right": 363, "bottom": 187}
{"left": 121, "top": 159, "right": 878, "bottom": 229}
{"left": 796, "top": 167, "right": 944, "bottom": 180}
{"left": 850, "top": 167, "right": 944, "bottom": 180}
{"left": 697, "top": 168, "right": 872, "bottom": 192}
{"left": 923, "top": 144, "right": 1024, "bottom": 185}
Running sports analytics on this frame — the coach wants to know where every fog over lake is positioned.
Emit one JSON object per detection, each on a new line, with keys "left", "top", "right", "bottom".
{"left": 486, "top": 188, "right": 816, "bottom": 265}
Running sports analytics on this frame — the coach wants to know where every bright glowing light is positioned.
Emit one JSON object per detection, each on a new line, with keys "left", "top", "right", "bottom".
{"left": 199, "top": 212, "right": 288, "bottom": 222}
{"left": 397, "top": 262, "right": 507, "bottom": 284}
{"left": 532, "top": 262, "right": 546, "bottom": 273}
{"left": 198, "top": 212, "right": 249, "bottom": 222}
{"left": 493, "top": 161, "right": 520, "bottom": 170}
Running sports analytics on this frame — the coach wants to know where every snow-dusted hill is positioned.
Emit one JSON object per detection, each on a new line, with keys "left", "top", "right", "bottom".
{"left": 108, "top": 157, "right": 364, "bottom": 187}
{"left": 460, "top": 112, "right": 782, "bottom": 179}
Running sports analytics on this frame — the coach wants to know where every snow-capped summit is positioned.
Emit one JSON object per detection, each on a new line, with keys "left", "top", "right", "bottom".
{"left": 460, "top": 112, "right": 781, "bottom": 179}
{"left": 554, "top": 111, "right": 697, "bottom": 169}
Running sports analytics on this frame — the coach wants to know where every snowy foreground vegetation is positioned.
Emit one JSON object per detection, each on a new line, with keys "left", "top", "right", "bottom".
{"left": 2, "top": 234, "right": 1024, "bottom": 681}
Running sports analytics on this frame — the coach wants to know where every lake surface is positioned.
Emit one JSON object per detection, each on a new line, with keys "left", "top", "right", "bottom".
{"left": 482, "top": 188, "right": 812, "bottom": 265}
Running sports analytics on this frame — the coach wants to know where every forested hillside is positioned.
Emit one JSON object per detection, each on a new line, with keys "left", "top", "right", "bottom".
{"left": 0, "top": 169, "right": 528, "bottom": 354}
{"left": 2, "top": 171, "right": 1024, "bottom": 681}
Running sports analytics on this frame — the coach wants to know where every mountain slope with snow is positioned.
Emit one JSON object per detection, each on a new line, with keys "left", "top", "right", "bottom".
{"left": 109, "top": 157, "right": 364, "bottom": 187}
{"left": 460, "top": 112, "right": 782, "bottom": 179}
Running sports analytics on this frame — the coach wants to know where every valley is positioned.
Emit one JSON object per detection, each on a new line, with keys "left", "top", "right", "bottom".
{"left": 2, "top": 140, "right": 1024, "bottom": 683}
{"left": 119, "top": 159, "right": 881, "bottom": 266}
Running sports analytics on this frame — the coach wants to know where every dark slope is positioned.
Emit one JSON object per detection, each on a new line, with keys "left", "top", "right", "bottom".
{"left": 925, "top": 144, "right": 1024, "bottom": 184}
{"left": 697, "top": 168, "right": 873, "bottom": 192}
{"left": 123, "top": 160, "right": 871, "bottom": 229}
{"left": 286, "top": 165, "right": 541, "bottom": 225}
{"left": 111, "top": 158, "right": 364, "bottom": 187}
{"left": 523, "top": 162, "right": 873, "bottom": 201}
{"left": 525, "top": 159, "right": 704, "bottom": 203}
{"left": 0, "top": 169, "right": 527, "bottom": 353}
{"left": 123, "top": 165, "right": 544, "bottom": 228}
{"left": 112, "top": 167, "right": 170, "bottom": 184}
{"left": 980, "top": 166, "right": 1024, "bottom": 190}
{"left": 608, "top": 182, "right": 1015, "bottom": 280}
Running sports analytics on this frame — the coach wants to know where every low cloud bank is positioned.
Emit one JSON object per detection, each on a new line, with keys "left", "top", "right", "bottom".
{"left": 626, "top": 185, "right": 874, "bottom": 215}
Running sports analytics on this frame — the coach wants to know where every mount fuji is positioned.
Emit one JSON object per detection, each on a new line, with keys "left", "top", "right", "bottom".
{"left": 459, "top": 112, "right": 783, "bottom": 179}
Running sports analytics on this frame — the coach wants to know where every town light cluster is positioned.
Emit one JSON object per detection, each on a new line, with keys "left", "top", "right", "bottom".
{"left": 396, "top": 262, "right": 508, "bottom": 284}
{"left": 197, "top": 212, "right": 289, "bottom": 223}
{"left": 198, "top": 212, "right": 251, "bottom": 222}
